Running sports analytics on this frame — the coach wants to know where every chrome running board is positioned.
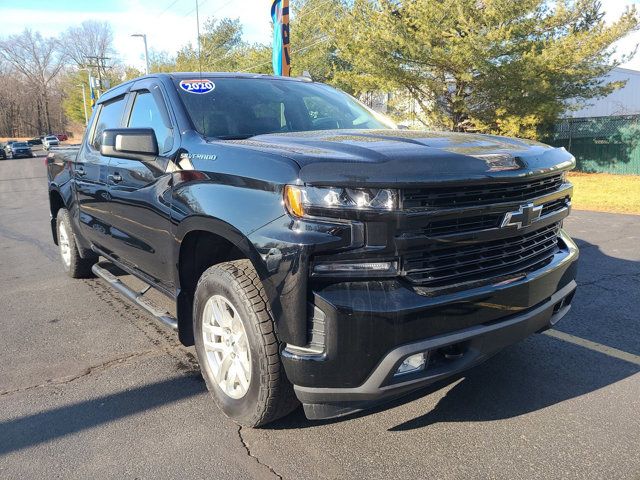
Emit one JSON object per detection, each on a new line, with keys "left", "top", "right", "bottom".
{"left": 92, "top": 262, "right": 178, "bottom": 331}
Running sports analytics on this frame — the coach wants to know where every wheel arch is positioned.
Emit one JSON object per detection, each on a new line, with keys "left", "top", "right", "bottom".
{"left": 49, "top": 188, "right": 66, "bottom": 245}
{"left": 174, "top": 216, "right": 270, "bottom": 346}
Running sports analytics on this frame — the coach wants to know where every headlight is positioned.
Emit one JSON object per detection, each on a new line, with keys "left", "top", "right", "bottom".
{"left": 284, "top": 185, "right": 398, "bottom": 218}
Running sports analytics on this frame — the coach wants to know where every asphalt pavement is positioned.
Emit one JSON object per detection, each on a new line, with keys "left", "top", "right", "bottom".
{"left": 0, "top": 154, "right": 638, "bottom": 479}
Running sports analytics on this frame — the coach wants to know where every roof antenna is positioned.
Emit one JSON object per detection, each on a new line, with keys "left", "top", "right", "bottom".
{"left": 299, "top": 70, "right": 313, "bottom": 82}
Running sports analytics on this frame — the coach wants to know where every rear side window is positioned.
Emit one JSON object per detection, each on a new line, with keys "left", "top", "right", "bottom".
{"left": 91, "top": 96, "right": 126, "bottom": 150}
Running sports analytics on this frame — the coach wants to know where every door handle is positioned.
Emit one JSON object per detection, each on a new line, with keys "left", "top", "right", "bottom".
{"left": 109, "top": 173, "right": 123, "bottom": 183}
{"left": 76, "top": 166, "right": 86, "bottom": 176}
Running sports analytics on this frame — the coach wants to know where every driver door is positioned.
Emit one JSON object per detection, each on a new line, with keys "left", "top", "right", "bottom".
{"left": 106, "top": 80, "right": 177, "bottom": 289}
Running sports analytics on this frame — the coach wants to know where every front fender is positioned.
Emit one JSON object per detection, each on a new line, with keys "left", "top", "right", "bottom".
{"left": 174, "top": 214, "right": 269, "bottom": 282}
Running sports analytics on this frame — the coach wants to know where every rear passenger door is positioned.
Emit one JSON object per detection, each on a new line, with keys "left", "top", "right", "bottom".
{"left": 106, "top": 80, "right": 177, "bottom": 289}
{"left": 76, "top": 94, "right": 127, "bottom": 252}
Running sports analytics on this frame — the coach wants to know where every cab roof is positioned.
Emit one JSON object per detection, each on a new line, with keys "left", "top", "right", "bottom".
{"left": 97, "top": 72, "right": 312, "bottom": 104}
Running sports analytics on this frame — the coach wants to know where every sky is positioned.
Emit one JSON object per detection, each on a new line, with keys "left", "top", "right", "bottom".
{"left": 0, "top": 0, "right": 639, "bottom": 73}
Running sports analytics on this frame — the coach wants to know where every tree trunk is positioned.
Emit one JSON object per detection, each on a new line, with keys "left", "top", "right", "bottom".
{"left": 43, "top": 88, "right": 52, "bottom": 134}
{"left": 36, "top": 97, "right": 44, "bottom": 135}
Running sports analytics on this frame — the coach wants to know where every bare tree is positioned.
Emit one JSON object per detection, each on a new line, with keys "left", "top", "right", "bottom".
{"left": 0, "top": 29, "right": 66, "bottom": 134}
{"left": 60, "top": 20, "right": 116, "bottom": 86}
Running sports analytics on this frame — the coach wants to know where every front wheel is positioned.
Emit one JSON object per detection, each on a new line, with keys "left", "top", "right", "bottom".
{"left": 194, "top": 260, "right": 298, "bottom": 427}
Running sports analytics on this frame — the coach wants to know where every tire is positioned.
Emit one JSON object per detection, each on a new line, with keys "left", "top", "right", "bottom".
{"left": 194, "top": 259, "right": 299, "bottom": 427}
{"left": 56, "top": 208, "right": 96, "bottom": 278}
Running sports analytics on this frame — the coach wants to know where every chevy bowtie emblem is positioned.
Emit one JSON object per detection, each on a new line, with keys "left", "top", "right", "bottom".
{"left": 501, "top": 203, "right": 543, "bottom": 229}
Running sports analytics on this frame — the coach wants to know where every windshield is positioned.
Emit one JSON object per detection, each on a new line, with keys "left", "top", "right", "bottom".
{"left": 14, "top": 142, "right": 28, "bottom": 147}
{"left": 173, "top": 77, "right": 395, "bottom": 139}
{"left": 46, "top": 136, "right": 58, "bottom": 141}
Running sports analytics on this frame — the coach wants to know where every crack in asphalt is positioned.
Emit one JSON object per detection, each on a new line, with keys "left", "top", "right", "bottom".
{"left": 237, "top": 425, "right": 284, "bottom": 480}
{"left": 0, "top": 224, "right": 59, "bottom": 262}
{"left": 0, "top": 348, "right": 174, "bottom": 397}
{"left": 577, "top": 271, "right": 640, "bottom": 290}
{"left": 83, "top": 271, "right": 284, "bottom": 477}
{"left": 0, "top": 175, "right": 47, "bottom": 182}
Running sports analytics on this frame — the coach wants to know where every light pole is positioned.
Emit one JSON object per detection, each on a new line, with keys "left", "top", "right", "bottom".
{"left": 131, "top": 33, "right": 150, "bottom": 75}
{"left": 76, "top": 84, "right": 88, "bottom": 126}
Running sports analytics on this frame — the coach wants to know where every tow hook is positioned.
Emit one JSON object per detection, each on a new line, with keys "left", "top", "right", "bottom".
{"left": 441, "top": 344, "right": 466, "bottom": 361}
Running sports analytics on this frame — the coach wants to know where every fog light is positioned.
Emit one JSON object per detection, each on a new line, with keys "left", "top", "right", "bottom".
{"left": 312, "top": 260, "right": 398, "bottom": 277}
{"left": 395, "top": 353, "right": 427, "bottom": 376}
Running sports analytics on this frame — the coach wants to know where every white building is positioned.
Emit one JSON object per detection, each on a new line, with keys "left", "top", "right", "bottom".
{"left": 566, "top": 67, "right": 640, "bottom": 118}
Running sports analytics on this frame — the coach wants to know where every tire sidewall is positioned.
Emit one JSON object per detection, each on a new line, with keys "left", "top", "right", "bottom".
{"left": 56, "top": 210, "right": 73, "bottom": 273}
{"left": 194, "top": 268, "right": 266, "bottom": 423}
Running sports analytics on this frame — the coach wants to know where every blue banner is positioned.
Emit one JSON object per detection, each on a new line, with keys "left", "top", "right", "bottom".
{"left": 271, "top": 0, "right": 283, "bottom": 76}
{"left": 271, "top": 0, "right": 290, "bottom": 76}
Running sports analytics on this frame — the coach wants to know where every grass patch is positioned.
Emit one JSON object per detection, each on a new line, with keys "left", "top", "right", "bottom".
{"left": 568, "top": 172, "right": 640, "bottom": 215}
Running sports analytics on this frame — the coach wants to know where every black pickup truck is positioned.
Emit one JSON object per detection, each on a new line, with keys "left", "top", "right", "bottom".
{"left": 47, "top": 73, "right": 578, "bottom": 426}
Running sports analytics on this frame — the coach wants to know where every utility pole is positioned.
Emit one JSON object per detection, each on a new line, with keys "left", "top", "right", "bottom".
{"left": 196, "top": 0, "right": 202, "bottom": 74}
{"left": 85, "top": 56, "right": 112, "bottom": 98}
{"left": 77, "top": 84, "right": 88, "bottom": 126}
{"left": 131, "top": 33, "right": 150, "bottom": 75}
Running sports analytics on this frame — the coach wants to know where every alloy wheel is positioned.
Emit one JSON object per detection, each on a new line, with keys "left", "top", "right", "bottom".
{"left": 202, "top": 295, "right": 252, "bottom": 399}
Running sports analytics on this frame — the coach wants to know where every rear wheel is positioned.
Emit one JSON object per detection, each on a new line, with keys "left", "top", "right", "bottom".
{"left": 56, "top": 208, "right": 95, "bottom": 278}
{"left": 194, "top": 259, "right": 299, "bottom": 427}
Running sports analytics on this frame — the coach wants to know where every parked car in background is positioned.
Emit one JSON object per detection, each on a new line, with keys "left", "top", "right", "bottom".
{"left": 4, "top": 140, "right": 17, "bottom": 156}
{"left": 43, "top": 135, "right": 60, "bottom": 150}
{"left": 0, "top": 145, "right": 6, "bottom": 160}
{"left": 55, "top": 133, "right": 68, "bottom": 141}
{"left": 8, "top": 141, "right": 33, "bottom": 158}
{"left": 28, "top": 137, "right": 43, "bottom": 146}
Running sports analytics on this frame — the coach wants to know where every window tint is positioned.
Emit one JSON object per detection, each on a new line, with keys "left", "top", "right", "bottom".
{"left": 91, "top": 96, "right": 126, "bottom": 150}
{"left": 128, "top": 91, "right": 172, "bottom": 153}
{"left": 174, "top": 78, "right": 395, "bottom": 139}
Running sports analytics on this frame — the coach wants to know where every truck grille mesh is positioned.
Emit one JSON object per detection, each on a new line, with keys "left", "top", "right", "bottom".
{"left": 402, "top": 174, "right": 564, "bottom": 209}
{"left": 402, "top": 222, "right": 561, "bottom": 287}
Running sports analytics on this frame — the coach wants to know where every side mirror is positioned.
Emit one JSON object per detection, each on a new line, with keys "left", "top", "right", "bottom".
{"left": 100, "top": 128, "right": 158, "bottom": 162}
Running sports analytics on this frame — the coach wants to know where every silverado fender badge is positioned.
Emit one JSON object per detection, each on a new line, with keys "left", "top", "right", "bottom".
{"left": 180, "top": 152, "right": 217, "bottom": 161}
{"left": 501, "top": 203, "right": 543, "bottom": 229}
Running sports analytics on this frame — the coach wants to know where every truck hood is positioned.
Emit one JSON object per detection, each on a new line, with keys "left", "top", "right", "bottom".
{"left": 225, "top": 129, "right": 575, "bottom": 187}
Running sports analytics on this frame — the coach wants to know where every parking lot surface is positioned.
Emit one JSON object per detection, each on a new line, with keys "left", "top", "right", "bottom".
{"left": 1, "top": 156, "right": 638, "bottom": 479}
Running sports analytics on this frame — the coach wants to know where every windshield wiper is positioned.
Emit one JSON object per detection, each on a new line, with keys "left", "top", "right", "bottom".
{"left": 215, "top": 134, "right": 256, "bottom": 140}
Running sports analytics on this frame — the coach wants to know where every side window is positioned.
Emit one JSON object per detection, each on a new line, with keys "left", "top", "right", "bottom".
{"left": 128, "top": 91, "right": 172, "bottom": 153}
{"left": 91, "top": 96, "right": 126, "bottom": 150}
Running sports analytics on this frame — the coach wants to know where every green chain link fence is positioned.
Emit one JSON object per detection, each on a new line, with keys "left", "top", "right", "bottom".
{"left": 548, "top": 115, "right": 640, "bottom": 175}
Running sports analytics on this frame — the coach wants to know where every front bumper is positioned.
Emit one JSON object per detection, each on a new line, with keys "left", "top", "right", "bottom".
{"left": 282, "top": 230, "right": 579, "bottom": 420}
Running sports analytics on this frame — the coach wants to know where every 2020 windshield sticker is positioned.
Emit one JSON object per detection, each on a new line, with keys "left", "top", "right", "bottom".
{"left": 179, "top": 79, "right": 215, "bottom": 94}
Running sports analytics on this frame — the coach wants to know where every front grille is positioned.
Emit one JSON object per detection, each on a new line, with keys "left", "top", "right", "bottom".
{"left": 403, "top": 174, "right": 564, "bottom": 209}
{"left": 541, "top": 196, "right": 570, "bottom": 216}
{"left": 416, "top": 213, "right": 503, "bottom": 237}
{"left": 402, "top": 222, "right": 561, "bottom": 287}
{"left": 406, "top": 196, "right": 570, "bottom": 238}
